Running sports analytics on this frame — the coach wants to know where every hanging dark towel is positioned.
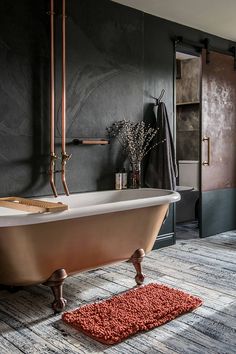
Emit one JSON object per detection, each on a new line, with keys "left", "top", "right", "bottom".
{"left": 144, "top": 102, "right": 177, "bottom": 190}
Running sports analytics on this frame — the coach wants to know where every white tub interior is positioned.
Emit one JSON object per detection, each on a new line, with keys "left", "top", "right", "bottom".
{"left": 0, "top": 188, "right": 180, "bottom": 227}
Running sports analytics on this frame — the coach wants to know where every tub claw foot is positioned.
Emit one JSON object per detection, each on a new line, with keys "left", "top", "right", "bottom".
{"left": 130, "top": 249, "right": 145, "bottom": 285}
{"left": 43, "top": 269, "right": 68, "bottom": 313}
{"left": 52, "top": 295, "right": 67, "bottom": 313}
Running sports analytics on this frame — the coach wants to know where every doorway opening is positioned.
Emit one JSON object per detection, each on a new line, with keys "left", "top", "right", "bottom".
{"left": 175, "top": 51, "right": 201, "bottom": 240}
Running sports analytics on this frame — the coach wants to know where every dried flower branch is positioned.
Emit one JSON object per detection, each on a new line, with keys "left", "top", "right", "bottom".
{"left": 106, "top": 120, "right": 165, "bottom": 165}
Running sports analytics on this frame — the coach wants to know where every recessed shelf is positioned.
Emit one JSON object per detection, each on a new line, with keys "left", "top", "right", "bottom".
{"left": 176, "top": 101, "right": 200, "bottom": 106}
{"left": 71, "top": 138, "right": 110, "bottom": 145}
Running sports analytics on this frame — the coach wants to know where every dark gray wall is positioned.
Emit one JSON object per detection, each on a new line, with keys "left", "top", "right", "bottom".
{"left": 0, "top": 1, "right": 235, "bottom": 238}
{"left": 64, "top": 0, "right": 144, "bottom": 194}
{"left": 0, "top": 0, "right": 50, "bottom": 197}
{"left": 0, "top": 0, "right": 145, "bottom": 197}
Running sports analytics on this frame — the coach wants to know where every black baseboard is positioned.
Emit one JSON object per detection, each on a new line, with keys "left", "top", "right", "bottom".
{"left": 152, "top": 232, "right": 175, "bottom": 250}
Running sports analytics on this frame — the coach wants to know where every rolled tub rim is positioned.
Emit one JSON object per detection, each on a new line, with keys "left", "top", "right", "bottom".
{"left": 0, "top": 188, "right": 180, "bottom": 227}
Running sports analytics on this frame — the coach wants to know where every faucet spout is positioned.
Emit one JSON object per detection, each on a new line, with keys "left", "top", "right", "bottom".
{"left": 49, "top": 153, "right": 58, "bottom": 197}
{"left": 61, "top": 152, "right": 71, "bottom": 196}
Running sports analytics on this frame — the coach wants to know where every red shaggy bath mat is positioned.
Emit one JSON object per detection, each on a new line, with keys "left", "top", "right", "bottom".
{"left": 62, "top": 283, "right": 202, "bottom": 345}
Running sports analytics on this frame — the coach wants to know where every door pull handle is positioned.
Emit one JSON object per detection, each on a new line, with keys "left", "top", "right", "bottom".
{"left": 202, "top": 136, "right": 211, "bottom": 166}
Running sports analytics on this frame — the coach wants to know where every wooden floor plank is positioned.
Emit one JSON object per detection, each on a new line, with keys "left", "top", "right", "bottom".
{"left": 130, "top": 254, "right": 236, "bottom": 293}
{"left": 142, "top": 259, "right": 236, "bottom": 297}
{"left": 160, "top": 246, "right": 236, "bottom": 270}
{"left": 159, "top": 319, "right": 236, "bottom": 354}
{"left": 0, "top": 329, "right": 24, "bottom": 354}
{"left": 0, "top": 302, "right": 85, "bottom": 354}
{"left": 0, "top": 319, "right": 58, "bottom": 354}
{"left": 102, "top": 265, "right": 236, "bottom": 307}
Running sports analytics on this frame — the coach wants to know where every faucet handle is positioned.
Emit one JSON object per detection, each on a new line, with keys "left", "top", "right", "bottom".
{"left": 50, "top": 152, "right": 59, "bottom": 161}
{"left": 61, "top": 152, "right": 72, "bottom": 162}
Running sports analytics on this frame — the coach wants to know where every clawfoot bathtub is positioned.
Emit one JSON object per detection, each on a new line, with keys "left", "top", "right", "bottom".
{"left": 0, "top": 188, "right": 180, "bottom": 312}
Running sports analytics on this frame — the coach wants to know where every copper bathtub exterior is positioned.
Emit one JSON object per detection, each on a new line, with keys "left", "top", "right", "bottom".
{"left": 0, "top": 189, "right": 180, "bottom": 310}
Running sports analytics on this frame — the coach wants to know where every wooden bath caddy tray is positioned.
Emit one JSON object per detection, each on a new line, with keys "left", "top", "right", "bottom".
{"left": 0, "top": 197, "right": 68, "bottom": 214}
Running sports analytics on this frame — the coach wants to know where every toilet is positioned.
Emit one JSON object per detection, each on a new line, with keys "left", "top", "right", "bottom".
{"left": 176, "top": 160, "right": 199, "bottom": 222}
{"left": 177, "top": 160, "right": 199, "bottom": 191}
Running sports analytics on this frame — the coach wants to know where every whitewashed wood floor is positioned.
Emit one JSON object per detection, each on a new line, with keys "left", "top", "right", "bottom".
{"left": 0, "top": 230, "right": 235, "bottom": 354}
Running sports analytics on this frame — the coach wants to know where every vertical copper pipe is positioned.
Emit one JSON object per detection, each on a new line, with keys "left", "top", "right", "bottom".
{"left": 50, "top": 0, "right": 55, "bottom": 155}
{"left": 61, "top": 0, "right": 71, "bottom": 196}
{"left": 49, "top": 0, "right": 58, "bottom": 197}
{"left": 61, "top": 0, "right": 66, "bottom": 154}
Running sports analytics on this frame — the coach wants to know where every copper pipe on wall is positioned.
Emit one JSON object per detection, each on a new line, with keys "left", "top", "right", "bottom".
{"left": 49, "top": 0, "right": 58, "bottom": 197}
{"left": 61, "top": 0, "right": 71, "bottom": 196}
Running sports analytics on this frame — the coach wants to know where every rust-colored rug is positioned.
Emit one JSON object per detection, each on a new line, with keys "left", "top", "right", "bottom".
{"left": 62, "top": 283, "right": 203, "bottom": 345}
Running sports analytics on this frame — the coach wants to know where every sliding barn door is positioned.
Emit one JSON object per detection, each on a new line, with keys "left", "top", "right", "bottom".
{"left": 200, "top": 49, "right": 236, "bottom": 237}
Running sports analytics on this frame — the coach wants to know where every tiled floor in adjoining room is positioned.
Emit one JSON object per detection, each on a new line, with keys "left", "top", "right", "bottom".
{"left": 176, "top": 221, "right": 199, "bottom": 240}
{"left": 0, "top": 230, "right": 235, "bottom": 354}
